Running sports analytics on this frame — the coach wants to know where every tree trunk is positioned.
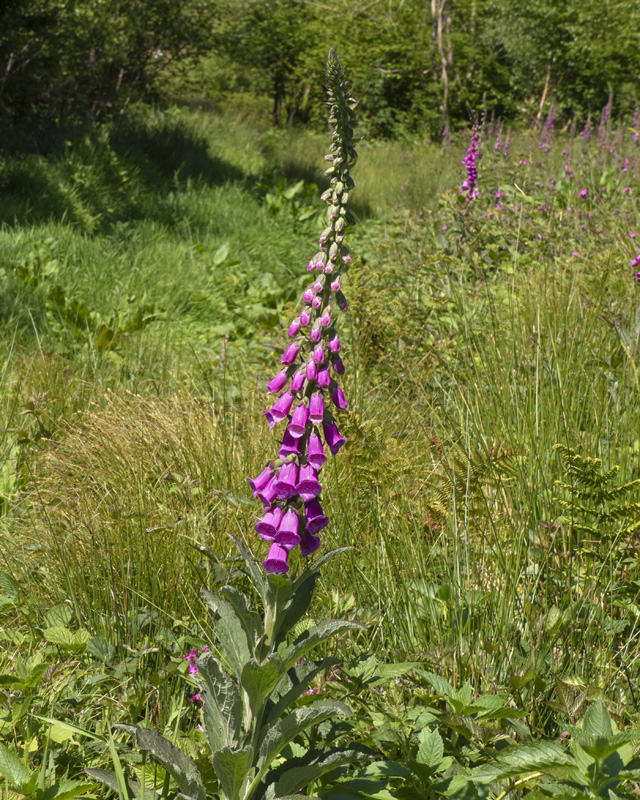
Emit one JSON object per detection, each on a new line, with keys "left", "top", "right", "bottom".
{"left": 437, "top": 0, "right": 449, "bottom": 123}
{"left": 535, "top": 63, "right": 552, "bottom": 127}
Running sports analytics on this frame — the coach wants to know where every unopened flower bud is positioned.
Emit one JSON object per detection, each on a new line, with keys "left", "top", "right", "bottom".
{"left": 291, "top": 368, "right": 305, "bottom": 393}
{"left": 306, "top": 360, "right": 318, "bottom": 382}
{"left": 332, "top": 355, "right": 345, "bottom": 375}
{"left": 336, "top": 291, "right": 348, "bottom": 311}
{"left": 313, "top": 275, "right": 325, "bottom": 293}
{"left": 288, "top": 317, "right": 301, "bottom": 337}
{"left": 320, "top": 307, "right": 332, "bottom": 327}
{"left": 310, "top": 321, "right": 322, "bottom": 342}
{"left": 313, "top": 343, "right": 326, "bottom": 364}
{"left": 300, "top": 307, "right": 312, "bottom": 326}
{"left": 281, "top": 343, "right": 300, "bottom": 365}
{"left": 329, "top": 332, "right": 340, "bottom": 352}
{"left": 311, "top": 295, "right": 322, "bottom": 309}
{"left": 330, "top": 275, "right": 341, "bottom": 292}
{"left": 320, "top": 189, "right": 332, "bottom": 202}
{"left": 317, "top": 369, "right": 331, "bottom": 388}
{"left": 309, "top": 392, "right": 324, "bottom": 424}
{"left": 335, "top": 217, "right": 345, "bottom": 234}
{"left": 302, "top": 286, "right": 314, "bottom": 304}
{"left": 319, "top": 228, "right": 331, "bottom": 245}
{"left": 324, "top": 263, "right": 334, "bottom": 274}
{"left": 329, "top": 242, "right": 339, "bottom": 261}
{"left": 331, "top": 384, "right": 348, "bottom": 409}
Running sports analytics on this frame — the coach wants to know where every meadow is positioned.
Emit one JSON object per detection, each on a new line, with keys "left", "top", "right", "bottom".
{"left": 1, "top": 99, "right": 640, "bottom": 800}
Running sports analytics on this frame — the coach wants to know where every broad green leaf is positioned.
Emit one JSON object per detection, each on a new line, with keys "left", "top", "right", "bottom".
{"left": 43, "top": 779, "right": 96, "bottom": 800}
{"left": 472, "top": 742, "right": 575, "bottom": 782}
{"left": 323, "top": 778, "right": 395, "bottom": 800}
{"left": 86, "top": 769, "right": 160, "bottom": 800}
{"left": 0, "top": 742, "right": 32, "bottom": 790}
{"left": 417, "top": 729, "right": 444, "bottom": 769}
{"left": 198, "top": 653, "right": 243, "bottom": 751}
{"left": 416, "top": 670, "right": 454, "bottom": 697}
{"left": 43, "top": 603, "right": 73, "bottom": 628}
{"left": 241, "top": 657, "right": 285, "bottom": 716}
{"left": 578, "top": 733, "right": 635, "bottom": 762}
{"left": 257, "top": 701, "right": 351, "bottom": 771}
{"left": 219, "top": 585, "right": 263, "bottom": 650}
{"left": 0, "top": 572, "right": 21, "bottom": 599}
{"left": 582, "top": 700, "right": 613, "bottom": 740}
{"left": 115, "top": 725, "right": 206, "bottom": 800}
{"left": 280, "top": 620, "right": 364, "bottom": 670}
{"left": 211, "top": 747, "right": 254, "bottom": 800}
{"left": 87, "top": 636, "right": 116, "bottom": 664}
{"left": 43, "top": 627, "right": 89, "bottom": 653}
{"left": 270, "top": 748, "right": 366, "bottom": 797}
{"left": 201, "top": 590, "right": 252, "bottom": 680}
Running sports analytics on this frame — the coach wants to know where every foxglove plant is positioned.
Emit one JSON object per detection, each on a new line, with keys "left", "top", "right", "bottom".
{"left": 461, "top": 123, "right": 480, "bottom": 199}
{"left": 249, "top": 49, "right": 357, "bottom": 575}
{"left": 88, "top": 50, "right": 369, "bottom": 800}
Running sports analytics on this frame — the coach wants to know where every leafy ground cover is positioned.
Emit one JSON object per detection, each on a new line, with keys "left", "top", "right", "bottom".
{"left": 1, "top": 106, "right": 640, "bottom": 799}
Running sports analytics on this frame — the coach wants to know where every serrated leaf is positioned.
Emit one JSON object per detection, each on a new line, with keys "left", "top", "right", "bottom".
{"left": 582, "top": 700, "right": 613, "bottom": 739}
{"left": 43, "top": 603, "right": 73, "bottom": 629}
{"left": 197, "top": 653, "right": 243, "bottom": 752}
{"left": 578, "top": 733, "right": 635, "bottom": 762}
{"left": 0, "top": 743, "right": 32, "bottom": 790}
{"left": 0, "top": 573, "right": 21, "bottom": 599}
{"left": 473, "top": 741, "right": 575, "bottom": 782}
{"left": 417, "top": 729, "right": 444, "bottom": 768}
{"left": 115, "top": 725, "right": 205, "bottom": 800}
{"left": 417, "top": 670, "right": 454, "bottom": 697}
{"left": 43, "top": 780, "right": 96, "bottom": 800}
{"left": 86, "top": 769, "right": 160, "bottom": 800}
{"left": 201, "top": 590, "right": 252, "bottom": 680}
{"left": 258, "top": 701, "right": 351, "bottom": 771}
{"left": 280, "top": 621, "right": 364, "bottom": 670}
{"left": 43, "top": 627, "right": 89, "bottom": 653}
{"left": 211, "top": 747, "right": 253, "bottom": 800}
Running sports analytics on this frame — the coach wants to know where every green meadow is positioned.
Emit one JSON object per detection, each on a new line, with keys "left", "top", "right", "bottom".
{"left": 1, "top": 103, "right": 640, "bottom": 799}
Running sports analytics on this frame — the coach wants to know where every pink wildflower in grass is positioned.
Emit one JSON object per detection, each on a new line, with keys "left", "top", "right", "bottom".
{"left": 461, "top": 123, "right": 480, "bottom": 199}
{"left": 247, "top": 50, "right": 355, "bottom": 573}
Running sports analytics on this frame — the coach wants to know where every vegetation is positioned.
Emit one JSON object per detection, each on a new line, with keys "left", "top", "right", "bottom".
{"left": 1, "top": 24, "right": 640, "bottom": 800}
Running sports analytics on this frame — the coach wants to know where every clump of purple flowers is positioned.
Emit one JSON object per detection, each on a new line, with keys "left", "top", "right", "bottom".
{"left": 185, "top": 646, "right": 209, "bottom": 705}
{"left": 462, "top": 124, "right": 480, "bottom": 199}
{"left": 248, "top": 49, "right": 357, "bottom": 575}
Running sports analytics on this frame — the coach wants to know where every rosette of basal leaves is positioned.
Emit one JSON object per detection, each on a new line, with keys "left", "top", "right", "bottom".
{"left": 89, "top": 538, "right": 367, "bottom": 800}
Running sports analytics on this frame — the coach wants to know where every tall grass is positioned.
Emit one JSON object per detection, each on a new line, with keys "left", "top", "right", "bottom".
{"left": 2, "top": 109, "right": 640, "bottom": 710}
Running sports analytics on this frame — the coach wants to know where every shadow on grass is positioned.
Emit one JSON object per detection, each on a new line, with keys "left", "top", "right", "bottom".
{"left": 0, "top": 116, "right": 248, "bottom": 231}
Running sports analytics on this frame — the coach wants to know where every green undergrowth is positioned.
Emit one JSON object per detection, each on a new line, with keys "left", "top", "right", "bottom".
{"left": 2, "top": 109, "right": 640, "bottom": 796}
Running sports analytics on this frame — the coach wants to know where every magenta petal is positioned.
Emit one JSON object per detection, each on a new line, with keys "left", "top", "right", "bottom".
{"left": 332, "top": 355, "right": 345, "bottom": 375}
{"left": 281, "top": 343, "right": 300, "bottom": 365}
{"left": 307, "top": 432, "right": 327, "bottom": 469}
{"left": 257, "top": 477, "right": 278, "bottom": 508}
{"left": 273, "top": 462, "right": 299, "bottom": 499}
{"left": 317, "top": 369, "right": 331, "bottom": 388}
{"left": 297, "top": 464, "right": 321, "bottom": 500}
{"left": 267, "top": 369, "right": 289, "bottom": 394}
{"left": 266, "top": 391, "right": 294, "bottom": 427}
{"left": 304, "top": 498, "right": 329, "bottom": 534}
{"left": 248, "top": 466, "right": 273, "bottom": 494}
{"left": 289, "top": 404, "right": 309, "bottom": 438}
{"left": 306, "top": 361, "right": 318, "bottom": 382}
{"left": 299, "top": 528, "right": 321, "bottom": 557}
{"left": 323, "top": 420, "right": 346, "bottom": 455}
{"left": 290, "top": 369, "right": 305, "bottom": 393}
{"left": 275, "top": 508, "right": 301, "bottom": 546}
{"left": 279, "top": 428, "right": 302, "bottom": 457}
{"left": 255, "top": 506, "right": 284, "bottom": 540}
{"left": 331, "top": 385, "right": 348, "bottom": 409}
{"left": 263, "top": 543, "right": 290, "bottom": 574}
{"left": 309, "top": 393, "right": 324, "bottom": 424}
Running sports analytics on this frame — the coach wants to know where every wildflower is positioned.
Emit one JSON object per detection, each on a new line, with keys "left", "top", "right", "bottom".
{"left": 579, "top": 188, "right": 587, "bottom": 198}
{"left": 252, "top": 49, "right": 355, "bottom": 572}
{"left": 461, "top": 123, "right": 480, "bottom": 199}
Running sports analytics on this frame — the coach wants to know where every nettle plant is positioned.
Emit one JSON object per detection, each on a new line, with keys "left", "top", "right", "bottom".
{"left": 88, "top": 50, "right": 364, "bottom": 800}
